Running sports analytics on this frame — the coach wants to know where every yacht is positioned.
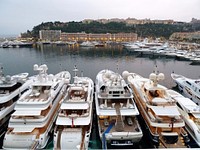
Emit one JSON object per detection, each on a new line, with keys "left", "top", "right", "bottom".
{"left": 95, "top": 70, "right": 143, "bottom": 149}
{"left": 123, "top": 70, "right": 190, "bottom": 148}
{"left": 79, "top": 41, "right": 95, "bottom": 47}
{"left": 167, "top": 89, "right": 200, "bottom": 147}
{"left": 171, "top": 73, "right": 200, "bottom": 105}
{"left": 54, "top": 67, "right": 94, "bottom": 150}
{"left": 0, "top": 65, "right": 30, "bottom": 139}
{"left": 3, "top": 64, "right": 71, "bottom": 149}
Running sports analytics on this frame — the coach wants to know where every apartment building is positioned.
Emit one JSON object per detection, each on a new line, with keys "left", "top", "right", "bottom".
{"left": 39, "top": 29, "right": 137, "bottom": 42}
{"left": 83, "top": 18, "right": 174, "bottom": 25}
{"left": 60, "top": 32, "right": 137, "bottom": 42}
{"left": 39, "top": 30, "right": 61, "bottom": 41}
{"left": 170, "top": 31, "right": 200, "bottom": 41}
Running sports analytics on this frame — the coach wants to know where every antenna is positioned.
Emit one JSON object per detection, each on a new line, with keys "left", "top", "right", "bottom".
{"left": 153, "top": 65, "right": 158, "bottom": 74}
{"left": 59, "top": 64, "right": 62, "bottom": 71}
{"left": 73, "top": 65, "right": 79, "bottom": 83}
{"left": 116, "top": 60, "right": 119, "bottom": 73}
{"left": 73, "top": 65, "right": 78, "bottom": 77}
{"left": 0, "top": 64, "right": 3, "bottom": 77}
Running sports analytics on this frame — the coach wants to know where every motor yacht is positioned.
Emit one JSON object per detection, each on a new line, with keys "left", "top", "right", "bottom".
{"left": 3, "top": 64, "right": 71, "bottom": 149}
{"left": 171, "top": 73, "right": 200, "bottom": 105}
{"left": 54, "top": 67, "right": 94, "bottom": 150}
{"left": 95, "top": 70, "right": 143, "bottom": 149}
{"left": 123, "top": 69, "right": 190, "bottom": 148}
{"left": 79, "top": 41, "right": 95, "bottom": 47}
{"left": 167, "top": 89, "right": 200, "bottom": 147}
{"left": 0, "top": 65, "right": 30, "bottom": 140}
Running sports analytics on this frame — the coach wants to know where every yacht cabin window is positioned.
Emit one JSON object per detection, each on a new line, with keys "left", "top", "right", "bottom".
{"left": 186, "top": 81, "right": 191, "bottom": 86}
{"left": 176, "top": 102, "right": 184, "bottom": 110}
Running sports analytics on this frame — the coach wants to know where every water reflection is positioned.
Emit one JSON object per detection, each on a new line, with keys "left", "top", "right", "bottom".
{"left": 0, "top": 45, "right": 200, "bottom": 89}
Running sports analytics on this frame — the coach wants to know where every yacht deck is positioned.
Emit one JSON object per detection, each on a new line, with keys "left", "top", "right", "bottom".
{"left": 19, "top": 90, "right": 50, "bottom": 102}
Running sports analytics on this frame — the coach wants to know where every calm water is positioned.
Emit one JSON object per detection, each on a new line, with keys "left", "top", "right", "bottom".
{"left": 1, "top": 44, "right": 200, "bottom": 88}
{"left": 1, "top": 44, "right": 200, "bottom": 149}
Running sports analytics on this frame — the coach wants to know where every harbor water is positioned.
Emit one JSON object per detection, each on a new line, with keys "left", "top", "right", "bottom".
{"left": 0, "top": 44, "right": 200, "bottom": 149}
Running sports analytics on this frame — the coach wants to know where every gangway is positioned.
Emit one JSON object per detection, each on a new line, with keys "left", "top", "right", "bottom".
{"left": 102, "top": 123, "right": 114, "bottom": 150}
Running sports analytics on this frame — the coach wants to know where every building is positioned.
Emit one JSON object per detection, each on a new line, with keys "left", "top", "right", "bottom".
{"left": 39, "top": 30, "right": 61, "bottom": 41}
{"left": 60, "top": 32, "right": 87, "bottom": 42}
{"left": 39, "top": 29, "right": 137, "bottom": 42}
{"left": 170, "top": 31, "right": 200, "bottom": 42}
{"left": 60, "top": 32, "right": 137, "bottom": 42}
{"left": 83, "top": 18, "right": 174, "bottom": 25}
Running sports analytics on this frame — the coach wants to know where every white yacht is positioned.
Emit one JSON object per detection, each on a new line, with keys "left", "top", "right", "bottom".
{"left": 0, "top": 65, "right": 30, "bottom": 139}
{"left": 171, "top": 73, "right": 200, "bottom": 105}
{"left": 54, "top": 67, "right": 94, "bottom": 150}
{"left": 123, "top": 70, "right": 190, "bottom": 148}
{"left": 79, "top": 41, "right": 95, "bottom": 47}
{"left": 3, "top": 64, "right": 71, "bottom": 149}
{"left": 167, "top": 89, "right": 200, "bottom": 147}
{"left": 95, "top": 70, "right": 143, "bottom": 149}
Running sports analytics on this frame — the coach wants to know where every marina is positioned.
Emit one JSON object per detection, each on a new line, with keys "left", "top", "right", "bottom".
{"left": 0, "top": 44, "right": 200, "bottom": 149}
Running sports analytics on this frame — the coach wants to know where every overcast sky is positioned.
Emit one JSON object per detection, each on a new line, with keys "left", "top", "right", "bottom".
{"left": 0, "top": 0, "right": 200, "bottom": 36}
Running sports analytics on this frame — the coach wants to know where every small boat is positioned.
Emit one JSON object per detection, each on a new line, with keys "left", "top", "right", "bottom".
{"left": 79, "top": 41, "right": 94, "bottom": 47}
{"left": 92, "top": 41, "right": 104, "bottom": 47}
{"left": 0, "top": 65, "right": 30, "bottom": 140}
{"left": 124, "top": 69, "right": 190, "bottom": 148}
{"left": 171, "top": 73, "right": 200, "bottom": 105}
{"left": 167, "top": 89, "right": 200, "bottom": 147}
{"left": 95, "top": 70, "right": 143, "bottom": 149}
{"left": 54, "top": 66, "right": 94, "bottom": 150}
{"left": 3, "top": 64, "right": 71, "bottom": 149}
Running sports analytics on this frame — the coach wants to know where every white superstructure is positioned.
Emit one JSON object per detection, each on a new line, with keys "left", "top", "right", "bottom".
{"left": 171, "top": 73, "right": 200, "bottom": 105}
{"left": 0, "top": 65, "right": 30, "bottom": 138}
{"left": 3, "top": 64, "right": 71, "bottom": 149}
{"left": 54, "top": 67, "right": 94, "bottom": 150}
{"left": 95, "top": 70, "right": 143, "bottom": 149}
{"left": 124, "top": 69, "right": 190, "bottom": 148}
{"left": 167, "top": 89, "right": 200, "bottom": 147}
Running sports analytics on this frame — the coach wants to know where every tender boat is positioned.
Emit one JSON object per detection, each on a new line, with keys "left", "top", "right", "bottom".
{"left": 171, "top": 73, "right": 200, "bottom": 105}
{"left": 79, "top": 41, "right": 95, "bottom": 47}
{"left": 123, "top": 69, "right": 190, "bottom": 148}
{"left": 3, "top": 64, "right": 71, "bottom": 149}
{"left": 167, "top": 89, "right": 200, "bottom": 147}
{"left": 95, "top": 70, "right": 143, "bottom": 149}
{"left": 54, "top": 67, "right": 94, "bottom": 150}
{"left": 0, "top": 65, "right": 30, "bottom": 140}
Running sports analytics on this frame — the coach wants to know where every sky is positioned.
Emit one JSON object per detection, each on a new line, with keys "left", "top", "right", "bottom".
{"left": 0, "top": 0, "right": 200, "bottom": 36}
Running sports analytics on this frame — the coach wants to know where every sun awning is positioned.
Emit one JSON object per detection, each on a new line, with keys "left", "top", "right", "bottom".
{"left": 61, "top": 103, "right": 89, "bottom": 110}
{"left": 12, "top": 110, "right": 41, "bottom": 116}
{"left": 13, "top": 127, "right": 35, "bottom": 133}
{"left": 151, "top": 106, "right": 180, "bottom": 116}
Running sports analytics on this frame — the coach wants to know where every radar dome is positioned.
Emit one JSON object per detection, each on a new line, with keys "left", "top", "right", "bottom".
{"left": 42, "top": 64, "right": 48, "bottom": 70}
{"left": 149, "top": 73, "right": 156, "bottom": 80}
{"left": 33, "top": 64, "right": 38, "bottom": 70}
{"left": 122, "top": 71, "right": 129, "bottom": 79}
{"left": 110, "top": 74, "right": 116, "bottom": 81}
{"left": 5, "top": 75, "right": 11, "bottom": 82}
{"left": 105, "top": 71, "right": 111, "bottom": 78}
{"left": 158, "top": 73, "right": 165, "bottom": 80}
